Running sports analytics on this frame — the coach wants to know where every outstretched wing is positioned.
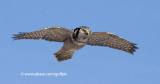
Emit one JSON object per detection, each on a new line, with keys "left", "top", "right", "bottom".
{"left": 12, "top": 26, "right": 72, "bottom": 42}
{"left": 87, "top": 32, "right": 138, "bottom": 54}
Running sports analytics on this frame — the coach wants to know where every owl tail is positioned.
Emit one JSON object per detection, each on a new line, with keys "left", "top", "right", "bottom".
{"left": 54, "top": 48, "right": 75, "bottom": 62}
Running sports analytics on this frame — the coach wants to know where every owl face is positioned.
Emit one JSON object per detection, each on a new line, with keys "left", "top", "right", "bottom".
{"left": 80, "top": 28, "right": 91, "bottom": 35}
{"left": 72, "top": 26, "right": 91, "bottom": 42}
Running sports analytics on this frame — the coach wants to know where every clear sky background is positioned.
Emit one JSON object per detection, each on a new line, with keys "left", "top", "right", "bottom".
{"left": 0, "top": 0, "right": 160, "bottom": 84}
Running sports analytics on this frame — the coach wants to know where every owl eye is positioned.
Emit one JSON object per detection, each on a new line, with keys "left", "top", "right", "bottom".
{"left": 82, "top": 29, "right": 85, "bottom": 32}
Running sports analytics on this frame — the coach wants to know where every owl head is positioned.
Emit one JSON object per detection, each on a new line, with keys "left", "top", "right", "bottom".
{"left": 72, "top": 26, "right": 91, "bottom": 41}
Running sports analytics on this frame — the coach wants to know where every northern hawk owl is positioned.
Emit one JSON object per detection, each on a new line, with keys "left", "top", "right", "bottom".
{"left": 12, "top": 26, "right": 138, "bottom": 62}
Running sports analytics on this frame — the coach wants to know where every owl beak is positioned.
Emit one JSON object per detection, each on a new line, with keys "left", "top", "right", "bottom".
{"left": 86, "top": 30, "right": 91, "bottom": 35}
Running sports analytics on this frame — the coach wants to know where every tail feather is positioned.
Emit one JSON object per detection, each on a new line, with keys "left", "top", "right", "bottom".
{"left": 54, "top": 49, "right": 75, "bottom": 62}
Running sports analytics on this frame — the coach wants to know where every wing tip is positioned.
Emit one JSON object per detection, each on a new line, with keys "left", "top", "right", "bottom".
{"left": 12, "top": 32, "right": 27, "bottom": 40}
{"left": 128, "top": 43, "right": 139, "bottom": 55}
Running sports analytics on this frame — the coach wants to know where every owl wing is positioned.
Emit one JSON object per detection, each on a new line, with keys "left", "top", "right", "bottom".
{"left": 12, "top": 26, "right": 72, "bottom": 42}
{"left": 87, "top": 32, "right": 138, "bottom": 54}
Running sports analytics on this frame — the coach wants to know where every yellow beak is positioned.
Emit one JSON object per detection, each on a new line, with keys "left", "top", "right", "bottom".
{"left": 86, "top": 30, "right": 90, "bottom": 35}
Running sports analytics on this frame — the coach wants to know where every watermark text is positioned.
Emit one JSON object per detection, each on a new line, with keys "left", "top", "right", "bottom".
{"left": 20, "top": 72, "right": 67, "bottom": 77}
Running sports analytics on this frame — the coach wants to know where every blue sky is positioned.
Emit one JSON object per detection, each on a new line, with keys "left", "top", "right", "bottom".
{"left": 0, "top": 0, "right": 160, "bottom": 84}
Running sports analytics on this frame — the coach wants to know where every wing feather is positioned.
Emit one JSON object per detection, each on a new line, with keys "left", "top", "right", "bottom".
{"left": 12, "top": 26, "right": 72, "bottom": 42}
{"left": 87, "top": 32, "right": 138, "bottom": 54}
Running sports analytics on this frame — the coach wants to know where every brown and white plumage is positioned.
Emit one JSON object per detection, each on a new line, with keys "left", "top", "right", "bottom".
{"left": 12, "top": 26, "right": 138, "bottom": 62}
{"left": 87, "top": 32, "right": 138, "bottom": 54}
{"left": 13, "top": 26, "right": 72, "bottom": 42}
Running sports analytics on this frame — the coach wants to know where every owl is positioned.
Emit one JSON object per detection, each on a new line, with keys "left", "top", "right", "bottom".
{"left": 12, "top": 26, "right": 138, "bottom": 62}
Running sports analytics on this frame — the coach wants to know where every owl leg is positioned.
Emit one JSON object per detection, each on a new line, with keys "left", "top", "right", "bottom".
{"left": 53, "top": 48, "right": 75, "bottom": 62}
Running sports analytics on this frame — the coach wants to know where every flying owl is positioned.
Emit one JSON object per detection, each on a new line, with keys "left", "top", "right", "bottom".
{"left": 12, "top": 26, "right": 138, "bottom": 62}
